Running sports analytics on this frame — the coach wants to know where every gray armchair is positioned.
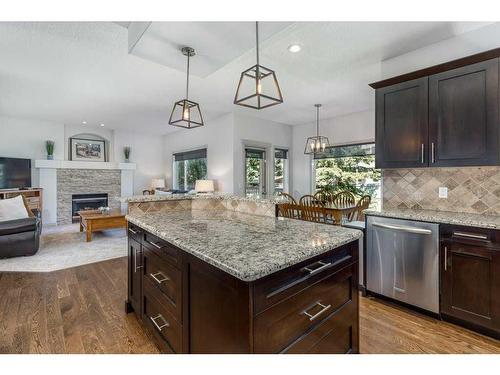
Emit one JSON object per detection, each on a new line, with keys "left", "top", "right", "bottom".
{"left": 0, "top": 209, "right": 42, "bottom": 258}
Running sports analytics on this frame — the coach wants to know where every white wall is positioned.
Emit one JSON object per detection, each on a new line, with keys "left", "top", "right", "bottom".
{"left": 162, "top": 113, "right": 294, "bottom": 195}
{"left": 163, "top": 113, "right": 235, "bottom": 193}
{"left": 114, "top": 130, "right": 164, "bottom": 194}
{"left": 0, "top": 114, "right": 164, "bottom": 196}
{"left": 0, "top": 115, "right": 65, "bottom": 186}
{"left": 381, "top": 23, "right": 500, "bottom": 79}
{"left": 292, "top": 110, "right": 375, "bottom": 198}
{"left": 233, "top": 114, "right": 293, "bottom": 195}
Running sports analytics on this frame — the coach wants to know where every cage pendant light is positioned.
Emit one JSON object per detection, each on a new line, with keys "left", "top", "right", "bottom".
{"left": 304, "top": 104, "right": 330, "bottom": 155}
{"left": 234, "top": 21, "right": 283, "bottom": 109}
{"left": 169, "top": 47, "right": 204, "bottom": 129}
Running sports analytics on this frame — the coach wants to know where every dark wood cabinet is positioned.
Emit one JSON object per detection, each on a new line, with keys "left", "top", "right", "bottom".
{"left": 429, "top": 59, "right": 499, "bottom": 167}
{"left": 440, "top": 225, "right": 500, "bottom": 338}
{"left": 375, "top": 78, "right": 429, "bottom": 169}
{"left": 127, "top": 234, "right": 142, "bottom": 315}
{"left": 126, "top": 223, "right": 359, "bottom": 353}
{"left": 372, "top": 49, "right": 500, "bottom": 168}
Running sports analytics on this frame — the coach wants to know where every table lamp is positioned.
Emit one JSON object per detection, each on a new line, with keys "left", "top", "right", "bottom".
{"left": 195, "top": 180, "right": 215, "bottom": 194}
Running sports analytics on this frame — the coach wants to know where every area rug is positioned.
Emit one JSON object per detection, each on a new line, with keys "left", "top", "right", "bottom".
{"left": 0, "top": 224, "right": 127, "bottom": 272}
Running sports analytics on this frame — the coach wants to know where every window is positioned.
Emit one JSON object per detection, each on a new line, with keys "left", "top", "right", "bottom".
{"left": 274, "top": 148, "right": 289, "bottom": 195}
{"left": 173, "top": 148, "right": 207, "bottom": 191}
{"left": 313, "top": 143, "right": 381, "bottom": 209}
{"left": 245, "top": 148, "right": 266, "bottom": 197}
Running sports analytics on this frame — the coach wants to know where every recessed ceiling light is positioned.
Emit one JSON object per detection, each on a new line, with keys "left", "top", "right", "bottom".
{"left": 100, "top": 123, "right": 105, "bottom": 127}
{"left": 82, "top": 121, "right": 87, "bottom": 125}
{"left": 288, "top": 44, "right": 302, "bottom": 53}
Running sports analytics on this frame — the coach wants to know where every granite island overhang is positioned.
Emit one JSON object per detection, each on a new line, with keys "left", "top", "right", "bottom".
{"left": 122, "top": 194, "right": 363, "bottom": 353}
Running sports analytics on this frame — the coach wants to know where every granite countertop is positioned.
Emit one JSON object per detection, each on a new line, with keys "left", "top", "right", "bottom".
{"left": 120, "top": 193, "right": 286, "bottom": 204}
{"left": 126, "top": 210, "right": 362, "bottom": 282}
{"left": 365, "top": 208, "right": 500, "bottom": 230}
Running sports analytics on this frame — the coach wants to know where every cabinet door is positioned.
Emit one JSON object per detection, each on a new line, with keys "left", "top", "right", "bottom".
{"left": 375, "top": 77, "right": 428, "bottom": 168}
{"left": 128, "top": 239, "right": 143, "bottom": 315}
{"left": 429, "top": 59, "right": 499, "bottom": 167}
{"left": 441, "top": 240, "right": 500, "bottom": 333}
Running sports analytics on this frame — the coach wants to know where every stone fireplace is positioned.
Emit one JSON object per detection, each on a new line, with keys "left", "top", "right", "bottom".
{"left": 57, "top": 169, "right": 121, "bottom": 224}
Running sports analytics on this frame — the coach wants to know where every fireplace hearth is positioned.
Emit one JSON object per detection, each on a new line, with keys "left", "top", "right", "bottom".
{"left": 71, "top": 193, "right": 108, "bottom": 222}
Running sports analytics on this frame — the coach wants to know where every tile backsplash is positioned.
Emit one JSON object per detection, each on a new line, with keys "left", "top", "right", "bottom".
{"left": 382, "top": 166, "right": 500, "bottom": 215}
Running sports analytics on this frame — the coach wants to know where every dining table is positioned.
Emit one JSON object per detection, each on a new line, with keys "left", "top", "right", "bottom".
{"left": 323, "top": 202, "right": 357, "bottom": 225}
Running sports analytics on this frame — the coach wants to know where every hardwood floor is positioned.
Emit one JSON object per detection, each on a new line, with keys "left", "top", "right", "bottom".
{"left": 0, "top": 257, "right": 158, "bottom": 354}
{"left": 360, "top": 295, "right": 500, "bottom": 353}
{"left": 0, "top": 257, "right": 499, "bottom": 354}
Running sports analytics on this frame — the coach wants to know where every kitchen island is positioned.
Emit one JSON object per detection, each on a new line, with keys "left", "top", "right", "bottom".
{"left": 124, "top": 195, "right": 362, "bottom": 354}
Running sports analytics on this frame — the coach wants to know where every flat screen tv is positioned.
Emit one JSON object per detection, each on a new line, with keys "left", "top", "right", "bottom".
{"left": 0, "top": 157, "right": 32, "bottom": 189}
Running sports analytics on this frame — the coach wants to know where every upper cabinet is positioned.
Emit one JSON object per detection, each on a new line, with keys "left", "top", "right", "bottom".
{"left": 371, "top": 49, "right": 500, "bottom": 169}
{"left": 376, "top": 78, "right": 428, "bottom": 169}
{"left": 429, "top": 59, "right": 499, "bottom": 167}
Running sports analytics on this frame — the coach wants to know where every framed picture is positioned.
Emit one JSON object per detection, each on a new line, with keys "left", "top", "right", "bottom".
{"left": 70, "top": 137, "right": 106, "bottom": 162}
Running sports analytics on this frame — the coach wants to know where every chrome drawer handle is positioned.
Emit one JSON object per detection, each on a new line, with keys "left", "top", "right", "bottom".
{"left": 372, "top": 222, "right": 432, "bottom": 235}
{"left": 150, "top": 314, "right": 169, "bottom": 331}
{"left": 444, "top": 246, "right": 448, "bottom": 271}
{"left": 150, "top": 271, "right": 169, "bottom": 284}
{"left": 302, "top": 302, "right": 331, "bottom": 321}
{"left": 146, "top": 240, "right": 162, "bottom": 249}
{"left": 303, "top": 261, "right": 331, "bottom": 275}
{"left": 453, "top": 231, "right": 488, "bottom": 241}
{"left": 134, "top": 248, "right": 142, "bottom": 273}
{"left": 128, "top": 228, "right": 138, "bottom": 235}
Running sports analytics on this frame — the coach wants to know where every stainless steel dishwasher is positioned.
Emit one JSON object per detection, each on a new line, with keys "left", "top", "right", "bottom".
{"left": 366, "top": 216, "right": 439, "bottom": 313}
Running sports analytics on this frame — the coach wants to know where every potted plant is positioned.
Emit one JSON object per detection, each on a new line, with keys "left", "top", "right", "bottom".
{"left": 46, "top": 140, "right": 55, "bottom": 160}
{"left": 124, "top": 146, "right": 131, "bottom": 162}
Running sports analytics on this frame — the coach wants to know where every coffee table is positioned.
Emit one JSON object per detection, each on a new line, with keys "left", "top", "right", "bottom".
{"left": 78, "top": 209, "right": 127, "bottom": 242}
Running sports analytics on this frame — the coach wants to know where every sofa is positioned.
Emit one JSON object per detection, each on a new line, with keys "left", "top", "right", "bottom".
{"left": 0, "top": 208, "right": 42, "bottom": 258}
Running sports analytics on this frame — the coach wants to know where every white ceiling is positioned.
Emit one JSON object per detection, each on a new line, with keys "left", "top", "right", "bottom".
{"left": 0, "top": 21, "right": 494, "bottom": 134}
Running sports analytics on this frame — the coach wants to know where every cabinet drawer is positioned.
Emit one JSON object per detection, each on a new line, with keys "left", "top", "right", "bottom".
{"left": 143, "top": 232, "right": 181, "bottom": 268}
{"left": 253, "top": 243, "right": 357, "bottom": 314}
{"left": 143, "top": 247, "right": 182, "bottom": 321}
{"left": 127, "top": 222, "right": 143, "bottom": 244}
{"left": 283, "top": 296, "right": 358, "bottom": 354}
{"left": 254, "top": 263, "right": 357, "bottom": 353}
{"left": 143, "top": 277, "right": 182, "bottom": 353}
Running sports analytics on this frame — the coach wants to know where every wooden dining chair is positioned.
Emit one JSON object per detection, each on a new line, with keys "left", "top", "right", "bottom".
{"left": 313, "top": 190, "right": 334, "bottom": 205}
{"left": 279, "top": 192, "right": 298, "bottom": 205}
{"left": 277, "top": 203, "right": 301, "bottom": 220}
{"left": 299, "top": 195, "right": 326, "bottom": 223}
{"left": 348, "top": 195, "right": 372, "bottom": 222}
{"left": 332, "top": 191, "right": 356, "bottom": 208}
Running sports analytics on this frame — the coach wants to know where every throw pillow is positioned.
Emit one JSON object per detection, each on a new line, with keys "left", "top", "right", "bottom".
{"left": 0, "top": 195, "right": 30, "bottom": 222}
{"left": 21, "top": 195, "right": 35, "bottom": 218}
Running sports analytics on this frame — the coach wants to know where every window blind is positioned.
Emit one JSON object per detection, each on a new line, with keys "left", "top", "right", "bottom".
{"left": 314, "top": 143, "right": 375, "bottom": 159}
{"left": 173, "top": 148, "right": 207, "bottom": 162}
{"left": 245, "top": 148, "right": 265, "bottom": 159}
{"left": 274, "top": 148, "right": 288, "bottom": 159}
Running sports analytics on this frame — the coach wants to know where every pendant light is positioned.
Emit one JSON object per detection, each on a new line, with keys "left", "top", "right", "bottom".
{"left": 304, "top": 104, "right": 330, "bottom": 155}
{"left": 169, "top": 46, "right": 204, "bottom": 129}
{"left": 234, "top": 21, "right": 283, "bottom": 109}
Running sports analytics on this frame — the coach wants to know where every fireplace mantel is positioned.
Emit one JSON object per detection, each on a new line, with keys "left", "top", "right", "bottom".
{"left": 35, "top": 160, "right": 135, "bottom": 224}
{"left": 34, "top": 160, "right": 136, "bottom": 170}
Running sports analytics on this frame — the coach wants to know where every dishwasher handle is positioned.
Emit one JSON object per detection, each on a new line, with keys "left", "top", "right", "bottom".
{"left": 372, "top": 222, "right": 433, "bottom": 235}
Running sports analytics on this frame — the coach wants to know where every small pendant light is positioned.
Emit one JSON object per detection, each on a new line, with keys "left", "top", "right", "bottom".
{"left": 169, "top": 46, "right": 204, "bottom": 129}
{"left": 234, "top": 21, "right": 283, "bottom": 109}
{"left": 304, "top": 104, "right": 330, "bottom": 155}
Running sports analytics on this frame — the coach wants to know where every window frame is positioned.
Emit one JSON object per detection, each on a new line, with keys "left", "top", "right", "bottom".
{"left": 311, "top": 142, "right": 380, "bottom": 207}
{"left": 273, "top": 147, "right": 289, "bottom": 195}
{"left": 172, "top": 148, "right": 208, "bottom": 191}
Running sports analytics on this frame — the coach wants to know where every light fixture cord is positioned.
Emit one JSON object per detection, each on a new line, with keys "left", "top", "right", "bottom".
{"left": 316, "top": 105, "right": 320, "bottom": 136}
{"left": 186, "top": 52, "right": 190, "bottom": 100}
{"left": 255, "top": 21, "right": 259, "bottom": 67}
